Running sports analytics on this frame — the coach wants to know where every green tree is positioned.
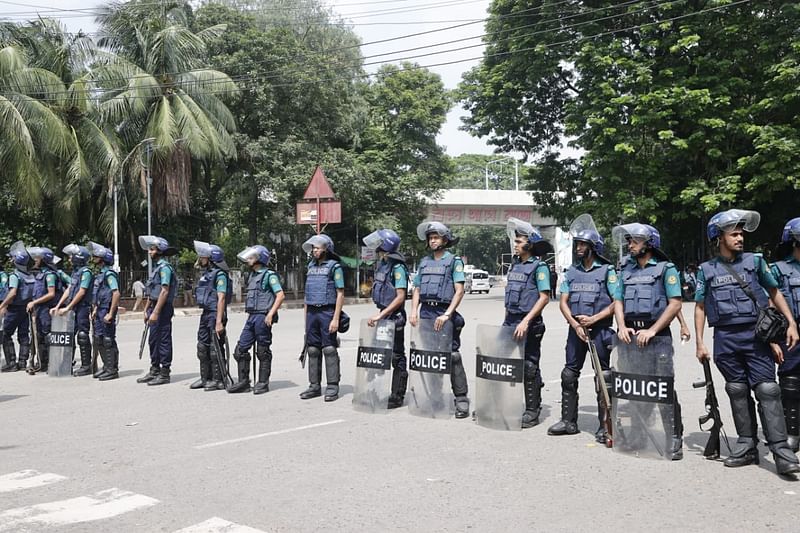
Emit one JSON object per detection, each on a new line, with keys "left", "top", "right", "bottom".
{"left": 460, "top": 1, "right": 800, "bottom": 260}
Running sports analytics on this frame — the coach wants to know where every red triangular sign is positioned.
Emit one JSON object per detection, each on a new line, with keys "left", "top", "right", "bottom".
{"left": 302, "top": 166, "right": 336, "bottom": 200}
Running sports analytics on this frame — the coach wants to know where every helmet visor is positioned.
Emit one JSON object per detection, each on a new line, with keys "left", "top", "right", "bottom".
{"left": 138, "top": 235, "right": 159, "bottom": 251}
{"left": 362, "top": 231, "right": 383, "bottom": 250}
{"left": 506, "top": 217, "right": 535, "bottom": 246}
{"left": 62, "top": 243, "right": 80, "bottom": 256}
{"left": 569, "top": 214, "right": 598, "bottom": 238}
{"left": 87, "top": 241, "right": 107, "bottom": 258}
{"left": 717, "top": 209, "right": 760, "bottom": 234}
{"left": 612, "top": 223, "right": 650, "bottom": 245}
{"left": 236, "top": 246, "right": 260, "bottom": 263}
{"left": 416, "top": 221, "right": 448, "bottom": 241}
{"left": 9, "top": 240, "right": 27, "bottom": 258}
{"left": 194, "top": 240, "right": 212, "bottom": 258}
{"left": 302, "top": 235, "right": 329, "bottom": 254}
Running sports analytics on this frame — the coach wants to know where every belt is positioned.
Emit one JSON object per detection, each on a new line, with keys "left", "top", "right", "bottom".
{"left": 307, "top": 304, "right": 335, "bottom": 309}
{"left": 625, "top": 319, "right": 670, "bottom": 336}
{"left": 421, "top": 301, "right": 447, "bottom": 307}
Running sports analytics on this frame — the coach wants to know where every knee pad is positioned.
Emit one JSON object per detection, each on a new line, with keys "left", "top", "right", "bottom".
{"left": 754, "top": 381, "right": 781, "bottom": 401}
{"left": 391, "top": 353, "right": 406, "bottom": 367}
{"left": 255, "top": 343, "right": 271, "bottom": 361}
{"left": 197, "top": 342, "right": 210, "bottom": 360}
{"left": 102, "top": 337, "right": 115, "bottom": 349}
{"left": 233, "top": 346, "right": 250, "bottom": 362}
{"left": 780, "top": 375, "right": 800, "bottom": 400}
{"left": 524, "top": 360, "right": 539, "bottom": 378}
{"left": 450, "top": 351, "right": 462, "bottom": 364}
{"left": 560, "top": 363, "right": 581, "bottom": 389}
{"left": 725, "top": 381, "right": 750, "bottom": 400}
{"left": 602, "top": 369, "right": 613, "bottom": 386}
{"left": 307, "top": 346, "right": 322, "bottom": 359}
{"left": 77, "top": 331, "right": 91, "bottom": 346}
{"left": 322, "top": 346, "right": 338, "bottom": 358}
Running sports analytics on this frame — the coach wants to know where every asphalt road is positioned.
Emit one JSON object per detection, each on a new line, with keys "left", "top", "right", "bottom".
{"left": 1, "top": 292, "right": 798, "bottom": 532}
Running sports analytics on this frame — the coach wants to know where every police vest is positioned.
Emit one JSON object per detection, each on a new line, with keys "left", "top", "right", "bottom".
{"left": 246, "top": 270, "right": 277, "bottom": 313}
{"left": 566, "top": 264, "right": 612, "bottom": 317}
{"left": 621, "top": 261, "right": 669, "bottom": 322}
{"left": 92, "top": 270, "right": 119, "bottom": 309}
{"left": 11, "top": 270, "right": 35, "bottom": 306}
{"left": 305, "top": 260, "right": 338, "bottom": 306}
{"left": 418, "top": 254, "right": 457, "bottom": 304}
{"left": 66, "top": 267, "right": 92, "bottom": 308}
{"left": 147, "top": 262, "right": 177, "bottom": 304}
{"left": 505, "top": 259, "right": 542, "bottom": 314}
{"left": 372, "top": 260, "right": 407, "bottom": 309}
{"left": 0, "top": 272, "right": 8, "bottom": 301}
{"left": 775, "top": 261, "right": 800, "bottom": 320}
{"left": 33, "top": 268, "right": 63, "bottom": 308}
{"left": 700, "top": 253, "right": 768, "bottom": 327}
{"left": 195, "top": 268, "right": 232, "bottom": 312}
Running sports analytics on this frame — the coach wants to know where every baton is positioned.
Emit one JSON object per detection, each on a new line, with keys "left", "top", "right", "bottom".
{"left": 210, "top": 331, "right": 233, "bottom": 387}
{"left": 138, "top": 323, "right": 149, "bottom": 360}
{"left": 585, "top": 326, "right": 613, "bottom": 447}
{"left": 27, "top": 309, "right": 41, "bottom": 374}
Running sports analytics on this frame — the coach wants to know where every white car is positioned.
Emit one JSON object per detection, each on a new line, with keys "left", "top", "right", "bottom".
{"left": 465, "top": 270, "right": 490, "bottom": 294}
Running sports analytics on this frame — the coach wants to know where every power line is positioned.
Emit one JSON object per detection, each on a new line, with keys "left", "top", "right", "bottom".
{"left": 1, "top": 0, "right": 639, "bottom": 91}
{"left": 0, "top": 0, "right": 752, "bottom": 102}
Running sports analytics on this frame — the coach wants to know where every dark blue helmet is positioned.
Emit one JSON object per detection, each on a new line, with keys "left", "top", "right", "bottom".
{"left": 62, "top": 244, "right": 90, "bottom": 266}
{"left": 612, "top": 223, "right": 661, "bottom": 249}
{"left": 88, "top": 241, "right": 113, "bottom": 265}
{"left": 27, "top": 246, "right": 60, "bottom": 267}
{"left": 8, "top": 241, "right": 31, "bottom": 270}
{"left": 573, "top": 229, "right": 605, "bottom": 256}
{"left": 237, "top": 245, "right": 270, "bottom": 266}
{"left": 138, "top": 235, "right": 170, "bottom": 253}
{"left": 363, "top": 229, "right": 401, "bottom": 253}
{"left": 417, "top": 221, "right": 459, "bottom": 248}
{"left": 706, "top": 209, "right": 760, "bottom": 241}
{"left": 779, "top": 217, "right": 800, "bottom": 245}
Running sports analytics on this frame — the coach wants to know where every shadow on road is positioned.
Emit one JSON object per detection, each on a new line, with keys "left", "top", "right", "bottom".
{"left": 0, "top": 394, "right": 26, "bottom": 404}
{"left": 268, "top": 380, "right": 298, "bottom": 391}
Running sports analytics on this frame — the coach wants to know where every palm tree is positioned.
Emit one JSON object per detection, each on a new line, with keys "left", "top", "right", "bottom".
{"left": 93, "top": 0, "right": 238, "bottom": 217}
{"left": 14, "top": 18, "right": 120, "bottom": 236}
{"left": 0, "top": 22, "right": 73, "bottom": 216}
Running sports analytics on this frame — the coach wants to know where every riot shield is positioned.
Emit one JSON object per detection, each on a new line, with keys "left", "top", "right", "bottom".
{"left": 611, "top": 335, "right": 676, "bottom": 460}
{"left": 475, "top": 324, "right": 525, "bottom": 431}
{"left": 48, "top": 311, "right": 75, "bottom": 377}
{"left": 408, "top": 319, "right": 454, "bottom": 419}
{"left": 352, "top": 319, "right": 395, "bottom": 414}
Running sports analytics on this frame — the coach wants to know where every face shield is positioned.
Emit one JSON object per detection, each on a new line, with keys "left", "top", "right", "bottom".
{"left": 62, "top": 244, "right": 81, "bottom": 256}
{"left": 237, "top": 246, "right": 260, "bottom": 263}
{"left": 506, "top": 217, "right": 535, "bottom": 249}
{"left": 87, "top": 241, "right": 107, "bottom": 258}
{"left": 138, "top": 235, "right": 167, "bottom": 252}
{"left": 612, "top": 223, "right": 651, "bottom": 246}
{"left": 302, "top": 235, "right": 329, "bottom": 255}
{"left": 715, "top": 209, "right": 761, "bottom": 234}
{"left": 362, "top": 230, "right": 384, "bottom": 250}
{"left": 194, "top": 240, "right": 212, "bottom": 258}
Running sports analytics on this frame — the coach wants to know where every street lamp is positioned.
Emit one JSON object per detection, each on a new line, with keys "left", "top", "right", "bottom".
{"left": 484, "top": 155, "right": 520, "bottom": 190}
{"left": 113, "top": 137, "right": 156, "bottom": 274}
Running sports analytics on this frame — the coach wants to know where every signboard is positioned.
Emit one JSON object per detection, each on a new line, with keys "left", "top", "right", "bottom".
{"left": 427, "top": 207, "right": 532, "bottom": 226}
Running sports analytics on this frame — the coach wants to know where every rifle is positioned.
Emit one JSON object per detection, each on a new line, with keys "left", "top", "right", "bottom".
{"left": 585, "top": 326, "right": 613, "bottom": 448}
{"left": 27, "top": 309, "right": 41, "bottom": 375}
{"left": 138, "top": 323, "right": 149, "bottom": 360}
{"left": 299, "top": 334, "right": 307, "bottom": 368}
{"left": 692, "top": 358, "right": 726, "bottom": 460}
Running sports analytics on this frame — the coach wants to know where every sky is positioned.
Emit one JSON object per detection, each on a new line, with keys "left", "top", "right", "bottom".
{"left": 0, "top": 0, "right": 498, "bottom": 156}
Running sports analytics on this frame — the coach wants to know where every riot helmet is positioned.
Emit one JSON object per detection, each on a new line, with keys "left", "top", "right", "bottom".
{"left": 62, "top": 244, "right": 90, "bottom": 267}
{"left": 776, "top": 217, "right": 800, "bottom": 258}
{"left": 706, "top": 209, "right": 760, "bottom": 241}
{"left": 8, "top": 241, "right": 31, "bottom": 272}
{"left": 236, "top": 245, "right": 270, "bottom": 267}
{"left": 506, "top": 217, "right": 553, "bottom": 258}
{"left": 194, "top": 240, "right": 230, "bottom": 271}
{"left": 88, "top": 241, "right": 113, "bottom": 265}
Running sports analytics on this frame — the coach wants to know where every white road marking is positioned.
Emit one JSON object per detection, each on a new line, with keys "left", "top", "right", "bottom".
{"left": 0, "top": 470, "right": 67, "bottom": 493}
{"left": 0, "top": 488, "right": 159, "bottom": 530}
{"left": 174, "top": 517, "right": 267, "bottom": 533}
{"left": 194, "top": 419, "right": 346, "bottom": 450}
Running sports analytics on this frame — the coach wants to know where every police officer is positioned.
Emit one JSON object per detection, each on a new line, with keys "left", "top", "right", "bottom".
{"left": 300, "top": 234, "right": 345, "bottom": 402}
{"left": 191, "top": 241, "right": 232, "bottom": 391}
{"left": 137, "top": 235, "right": 178, "bottom": 386}
{"left": 612, "top": 223, "right": 684, "bottom": 459}
{"left": 88, "top": 242, "right": 120, "bottom": 381}
{"left": 548, "top": 219, "right": 617, "bottom": 440}
{"left": 364, "top": 228, "right": 409, "bottom": 408}
{"left": 0, "top": 242, "right": 34, "bottom": 373}
{"left": 503, "top": 218, "right": 553, "bottom": 428}
{"left": 229, "top": 245, "right": 285, "bottom": 394}
{"left": 695, "top": 209, "right": 800, "bottom": 475}
{"left": 0, "top": 263, "right": 7, "bottom": 358}
{"left": 409, "top": 221, "right": 470, "bottom": 419}
{"left": 773, "top": 217, "right": 800, "bottom": 452}
{"left": 25, "top": 247, "right": 64, "bottom": 374}
{"left": 52, "top": 245, "right": 94, "bottom": 376}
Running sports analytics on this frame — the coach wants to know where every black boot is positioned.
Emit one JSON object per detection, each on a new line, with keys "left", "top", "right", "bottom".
{"left": 226, "top": 347, "right": 251, "bottom": 393}
{"left": 205, "top": 353, "right": 224, "bottom": 391}
{"left": 387, "top": 358, "right": 408, "bottom": 409}
{"left": 74, "top": 331, "right": 92, "bottom": 376}
{"left": 450, "top": 351, "right": 470, "bottom": 418}
{"left": 780, "top": 375, "right": 800, "bottom": 453}
{"left": 323, "top": 346, "right": 340, "bottom": 402}
{"left": 38, "top": 334, "right": 49, "bottom": 373}
{"left": 724, "top": 382, "right": 760, "bottom": 467}
{"left": 299, "top": 346, "right": 322, "bottom": 399}
{"left": 1, "top": 339, "right": 17, "bottom": 372}
{"left": 137, "top": 365, "right": 159, "bottom": 383}
{"left": 253, "top": 344, "right": 272, "bottom": 395}
{"left": 755, "top": 382, "right": 800, "bottom": 476}
{"left": 18, "top": 343, "right": 30, "bottom": 373}
{"left": 93, "top": 336, "right": 107, "bottom": 378}
{"left": 548, "top": 368, "right": 579, "bottom": 434}
{"left": 190, "top": 343, "right": 211, "bottom": 390}
{"left": 148, "top": 366, "right": 171, "bottom": 386}
{"left": 98, "top": 341, "right": 119, "bottom": 381}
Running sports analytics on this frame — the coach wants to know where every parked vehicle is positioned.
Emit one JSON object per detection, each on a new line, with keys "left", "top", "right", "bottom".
{"left": 465, "top": 269, "right": 490, "bottom": 294}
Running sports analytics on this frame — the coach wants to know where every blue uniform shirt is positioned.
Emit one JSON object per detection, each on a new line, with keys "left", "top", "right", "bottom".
{"left": 614, "top": 257, "right": 682, "bottom": 301}
{"left": 391, "top": 263, "right": 408, "bottom": 289}
{"left": 527, "top": 256, "right": 552, "bottom": 293}
{"left": 414, "top": 252, "right": 466, "bottom": 286}
{"left": 101, "top": 266, "right": 119, "bottom": 292}
{"left": 332, "top": 264, "right": 345, "bottom": 290}
{"left": 695, "top": 253, "right": 777, "bottom": 301}
{"left": 560, "top": 260, "right": 618, "bottom": 297}
{"left": 79, "top": 270, "right": 93, "bottom": 289}
{"left": 252, "top": 267, "right": 283, "bottom": 294}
